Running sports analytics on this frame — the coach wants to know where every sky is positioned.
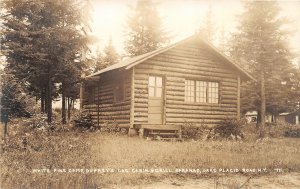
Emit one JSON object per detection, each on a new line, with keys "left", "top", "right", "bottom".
{"left": 90, "top": 0, "right": 300, "bottom": 66}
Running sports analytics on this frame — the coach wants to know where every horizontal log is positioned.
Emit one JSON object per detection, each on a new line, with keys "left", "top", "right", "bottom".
{"left": 166, "top": 103, "right": 237, "bottom": 110}
{"left": 166, "top": 77, "right": 185, "bottom": 82}
{"left": 221, "top": 99, "right": 237, "bottom": 104}
{"left": 134, "top": 117, "right": 148, "bottom": 122}
{"left": 166, "top": 117, "right": 236, "bottom": 124}
{"left": 135, "top": 98, "right": 148, "bottom": 104}
{"left": 134, "top": 107, "right": 148, "bottom": 112}
{"left": 166, "top": 108, "right": 236, "bottom": 114}
{"left": 221, "top": 86, "right": 238, "bottom": 92}
{"left": 166, "top": 113, "right": 236, "bottom": 119}
{"left": 134, "top": 103, "right": 148, "bottom": 108}
{"left": 166, "top": 96, "right": 184, "bottom": 101}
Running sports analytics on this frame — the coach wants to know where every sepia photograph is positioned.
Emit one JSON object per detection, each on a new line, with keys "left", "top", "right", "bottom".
{"left": 0, "top": 0, "right": 300, "bottom": 188}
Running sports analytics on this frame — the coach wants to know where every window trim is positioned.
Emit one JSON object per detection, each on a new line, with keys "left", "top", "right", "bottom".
{"left": 185, "top": 79, "right": 220, "bottom": 104}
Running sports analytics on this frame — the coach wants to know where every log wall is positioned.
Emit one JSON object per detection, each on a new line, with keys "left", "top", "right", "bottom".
{"left": 134, "top": 41, "right": 240, "bottom": 127}
{"left": 82, "top": 70, "right": 132, "bottom": 127}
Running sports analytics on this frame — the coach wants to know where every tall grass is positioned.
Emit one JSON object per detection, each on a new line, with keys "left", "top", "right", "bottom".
{"left": 1, "top": 119, "right": 300, "bottom": 188}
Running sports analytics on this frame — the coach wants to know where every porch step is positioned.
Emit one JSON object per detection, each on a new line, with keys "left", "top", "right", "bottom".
{"left": 135, "top": 124, "right": 182, "bottom": 140}
{"left": 149, "top": 132, "right": 178, "bottom": 136}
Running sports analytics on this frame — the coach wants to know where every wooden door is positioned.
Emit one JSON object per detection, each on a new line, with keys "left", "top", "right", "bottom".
{"left": 148, "top": 76, "right": 164, "bottom": 124}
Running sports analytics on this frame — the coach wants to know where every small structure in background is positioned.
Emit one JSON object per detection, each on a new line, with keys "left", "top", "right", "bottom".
{"left": 278, "top": 110, "right": 300, "bottom": 125}
{"left": 245, "top": 111, "right": 258, "bottom": 123}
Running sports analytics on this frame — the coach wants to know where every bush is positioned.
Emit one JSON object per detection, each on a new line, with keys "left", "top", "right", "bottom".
{"left": 181, "top": 122, "right": 215, "bottom": 140}
{"left": 73, "top": 112, "right": 94, "bottom": 130}
{"left": 214, "top": 118, "right": 245, "bottom": 140}
{"left": 285, "top": 128, "right": 300, "bottom": 137}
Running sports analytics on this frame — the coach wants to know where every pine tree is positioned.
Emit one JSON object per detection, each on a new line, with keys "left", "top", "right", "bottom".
{"left": 0, "top": 70, "right": 35, "bottom": 118}
{"left": 2, "top": 0, "right": 88, "bottom": 123}
{"left": 124, "top": 0, "right": 168, "bottom": 56}
{"left": 102, "top": 38, "right": 119, "bottom": 67}
{"left": 198, "top": 2, "right": 216, "bottom": 43}
{"left": 229, "top": 1, "right": 295, "bottom": 133}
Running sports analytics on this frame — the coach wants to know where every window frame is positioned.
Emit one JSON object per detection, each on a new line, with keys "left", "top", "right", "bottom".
{"left": 185, "top": 79, "right": 220, "bottom": 104}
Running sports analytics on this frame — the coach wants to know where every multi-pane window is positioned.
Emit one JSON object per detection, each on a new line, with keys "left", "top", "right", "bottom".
{"left": 149, "top": 76, "right": 162, "bottom": 97}
{"left": 185, "top": 80, "right": 219, "bottom": 104}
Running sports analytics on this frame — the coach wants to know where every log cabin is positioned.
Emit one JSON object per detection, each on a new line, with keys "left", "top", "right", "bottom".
{"left": 81, "top": 35, "right": 254, "bottom": 137}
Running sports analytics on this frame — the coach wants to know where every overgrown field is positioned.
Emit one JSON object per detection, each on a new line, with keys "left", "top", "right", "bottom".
{"left": 1, "top": 118, "right": 300, "bottom": 189}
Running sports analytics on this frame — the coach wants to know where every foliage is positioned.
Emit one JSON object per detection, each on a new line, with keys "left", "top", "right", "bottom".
{"left": 214, "top": 119, "right": 245, "bottom": 140}
{"left": 0, "top": 71, "right": 36, "bottom": 118}
{"left": 1, "top": 0, "right": 89, "bottom": 122}
{"left": 73, "top": 112, "right": 94, "bottom": 130}
{"left": 124, "top": 0, "right": 169, "bottom": 56}
{"left": 0, "top": 119, "right": 96, "bottom": 189}
{"left": 181, "top": 122, "right": 212, "bottom": 140}
{"left": 92, "top": 39, "right": 120, "bottom": 72}
{"left": 228, "top": 1, "right": 296, "bottom": 123}
{"left": 285, "top": 128, "right": 300, "bottom": 138}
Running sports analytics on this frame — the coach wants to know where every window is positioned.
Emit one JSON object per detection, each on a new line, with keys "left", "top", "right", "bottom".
{"left": 149, "top": 76, "right": 162, "bottom": 97}
{"left": 185, "top": 80, "right": 219, "bottom": 104}
{"left": 87, "top": 87, "right": 95, "bottom": 104}
{"left": 114, "top": 82, "right": 125, "bottom": 102}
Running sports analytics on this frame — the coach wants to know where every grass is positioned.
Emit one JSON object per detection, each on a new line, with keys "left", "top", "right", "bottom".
{"left": 90, "top": 133, "right": 300, "bottom": 171}
{"left": 1, "top": 119, "right": 300, "bottom": 188}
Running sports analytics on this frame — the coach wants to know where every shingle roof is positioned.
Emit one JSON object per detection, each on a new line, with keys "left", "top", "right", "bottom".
{"left": 86, "top": 35, "right": 254, "bottom": 81}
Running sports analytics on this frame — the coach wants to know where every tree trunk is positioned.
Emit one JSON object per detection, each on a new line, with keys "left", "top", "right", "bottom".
{"left": 260, "top": 65, "right": 266, "bottom": 137}
{"left": 41, "top": 88, "right": 45, "bottom": 113}
{"left": 46, "top": 80, "right": 52, "bottom": 123}
{"left": 67, "top": 97, "right": 71, "bottom": 121}
{"left": 61, "top": 82, "right": 66, "bottom": 124}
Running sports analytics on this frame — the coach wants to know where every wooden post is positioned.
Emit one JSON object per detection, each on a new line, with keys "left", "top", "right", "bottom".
{"left": 130, "top": 67, "right": 135, "bottom": 128}
{"left": 237, "top": 76, "right": 241, "bottom": 119}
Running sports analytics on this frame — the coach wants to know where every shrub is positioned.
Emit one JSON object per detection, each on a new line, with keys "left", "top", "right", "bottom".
{"left": 181, "top": 121, "right": 215, "bottom": 140}
{"left": 262, "top": 122, "right": 297, "bottom": 138}
{"left": 73, "top": 112, "right": 94, "bottom": 130}
{"left": 214, "top": 118, "right": 245, "bottom": 140}
{"left": 284, "top": 128, "right": 300, "bottom": 138}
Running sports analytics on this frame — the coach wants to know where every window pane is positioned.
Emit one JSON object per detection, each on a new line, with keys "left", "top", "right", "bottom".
{"left": 149, "top": 86, "right": 155, "bottom": 97}
{"left": 196, "top": 81, "right": 206, "bottom": 102}
{"left": 156, "top": 77, "right": 162, "bottom": 87}
{"left": 156, "top": 87, "right": 162, "bottom": 97}
{"left": 149, "top": 76, "right": 155, "bottom": 87}
{"left": 208, "top": 82, "right": 219, "bottom": 104}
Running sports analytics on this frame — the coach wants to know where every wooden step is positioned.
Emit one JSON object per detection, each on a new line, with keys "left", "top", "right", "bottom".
{"left": 155, "top": 137, "right": 183, "bottom": 142}
{"left": 148, "top": 132, "right": 179, "bottom": 136}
